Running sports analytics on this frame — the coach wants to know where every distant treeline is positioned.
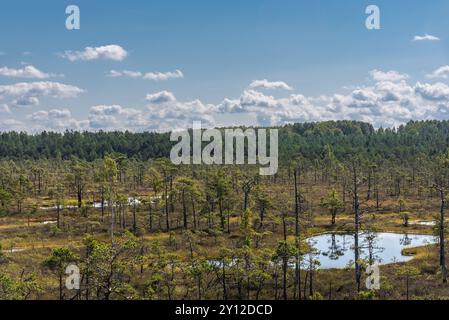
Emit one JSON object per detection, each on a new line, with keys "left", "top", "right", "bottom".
{"left": 1, "top": 120, "right": 449, "bottom": 162}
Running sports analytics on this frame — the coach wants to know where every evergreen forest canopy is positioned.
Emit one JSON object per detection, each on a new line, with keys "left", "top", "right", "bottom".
{"left": 1, "top": 120, "right": 449, "bottom": 162}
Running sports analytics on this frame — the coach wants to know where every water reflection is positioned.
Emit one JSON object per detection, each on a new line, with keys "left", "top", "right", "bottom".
{"left": 307, "top": 232, "right": 436, "bottom": 269}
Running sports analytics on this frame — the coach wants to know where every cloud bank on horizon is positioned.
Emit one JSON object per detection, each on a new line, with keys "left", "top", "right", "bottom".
{"left": 3, "top": 61, "right": 449, "bottom": 132}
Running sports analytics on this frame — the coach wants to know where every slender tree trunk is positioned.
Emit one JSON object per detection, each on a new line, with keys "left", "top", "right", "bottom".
{"left": 353, "top": 165, "right": 361, "bottom": 293}
{"left": 110, "top": 178, "right": 115, "bottom": 241}
{"left": 219, "top": 199, "right": 225, "bottom": 231}
{"left": 227, "top": 208, "right": 231, "bottom": 234}
{"left": 148, "top": 203, "right": 153, "bottom": 230}
{"left": 439, "top": 189, "right": 447, "bottom": 283}
{"left": 101, "top": 187, "right": 105, "bottom": 221}
{"left": 165, "top": 176, "right": 170, "bottom": 232}
{"left": 132, "top": 202, "right": 137, "bottom": 234}
{"left": 274, "top": 271, "right": 279, "bottom": 300}
{"left": 182, "top": 189, "right": 188, "bottom": 229}
{"left": 367, "top": 169, "right": 372, "bottom": 200}
{"left": 191, "top": 195, "right": 197, "bottom": 229}
{"left": 259, "top": 207, "right": 265, "bottom": 229}
{"left": 59, "top": 273, "right": 63, "bottom": 300}
{"left": 77, "top": 185, "right": 82, "bottom": 209}
{"left": 303, "top": 271, "right": 309, "bottom": 300}
{"left": 244, "top": 192, "right": 249, "bottom": 211}
{"left": 38, "top": 171, "right": 42, "bottom": 195}
{"left": 222, "top": 261, "right": 228, "bottom": 300}
{"left": 309, "top": 263, "right": 313, "bottom": 298}
{"left": 406, "top": 276, "right": 409, "bottom": 300}
{"left": 374, "top": 168, "right": 380, "bottom": 211}
{"left": 375, "top": 188, "right": 380, "bottom": 211}
{"left": 294, "top": 168, "right": 301, "bottom": 300}
{"left": 282, "top": 213, "right": 288, "bottom": 300}
{"left": 169, "top": 177, "right": 174, "bottom": 213}
{"left": 86, "top": 247, "right": 90, "bottom": 300}
{"left": 57, "top": 203, "right": 61, "bottom": 229}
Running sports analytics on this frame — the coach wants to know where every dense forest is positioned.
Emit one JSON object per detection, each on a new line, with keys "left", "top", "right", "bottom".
{"left": 1, "top": 120, "right": 449, "bottom": 162}
{"left": 1, "top": 120, "right": 449, "bottom": 300}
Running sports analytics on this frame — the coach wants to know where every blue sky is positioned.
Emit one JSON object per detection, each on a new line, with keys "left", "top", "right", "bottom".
{"left": 1, "top": 0, "right": 449, "bottom": 132}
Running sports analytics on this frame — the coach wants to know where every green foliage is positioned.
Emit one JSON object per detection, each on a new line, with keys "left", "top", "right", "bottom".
{"left": 358, "top": 290, "right": 377, "bottom": 300}
{"left": 84, "top": 232, "right": 139, "bottom": 299}
{"left": 273, "top": 240, "right": 297, "bottom": 262}
{"left": 0, "top": 244, "right": 5, "bottom": 264}
{"left": 240, "top": 209, "right": 255, "bottom": 247}
{"left": 44, "top": 247, "right": 77, "bottom": 273}
{"left": 320, "top": 189, "right": 344, "bottom": 225}
{"left": 396, "top": 265, "right": 420, "bottom": 278}
{"left": 0, "top": 272, "right": 21, "bottom": 299}
{"left": 2, "top": 119, "right": 449, "bottom": 300}
{"left": 1, "top": 120, "right": 449, "bottom": 164}
{"left": 0, "top": 188, "right": 11, "bottom": 211}
{"left": 310, "top": 292, "right": 324, "bottom": 300}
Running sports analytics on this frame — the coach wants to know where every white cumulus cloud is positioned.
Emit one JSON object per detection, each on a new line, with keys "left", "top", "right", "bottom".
{"left": 88, "top": 105, "right": 143, "bottom": 130}
{"left": 413, "top": 34, "right": 440, "bottom": 41}
{"left": 0, "top": 66, "right": 59, "bottom": 79}
{"left": 0, "top": 104, "right": 10, "bottom": 113}
{"left": 28, "top": 108, "right": 83, "bottom": 131}
{"left": 61, "top": 45, "right": 128, "bottom": 61}
{"left": 6, "top": 68, "right": 449, "bottom": 132}
{"left": 108, "top": 69, "right": 184, "bottom": 81}
{"left": 427, "top": 65, "right": 449, "bottom": 79}
{"left": 0, "top": 119, "right": 25, "bottom": 131}
{"left": 145, "top": 91, "right": 216, "bottom": 131}
{"left": 415, "top": 82, "right": 449, "bottom": 101}
{"left": 0, "top": 82, "right": 83, "bottom": 99}
{"left": 146, "top": 91, "right": 177, "bottom": 104}
{"left": 0, "top": 81, "right": 84, "bottom": 108}
{"left": 249, "top": 79, "right": 293, "bottom": 90}
{"left": 369, "top": 69, "right": 409, "bottom": 82}
{"left": 215, "top": 72, "right": 449, "bottom": 129}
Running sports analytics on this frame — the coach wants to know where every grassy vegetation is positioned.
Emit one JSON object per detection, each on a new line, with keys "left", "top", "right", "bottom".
{"left": 0, "top": 158, "right": 447, "bottom": 300}
{"left": 2, "top": 120, "right": 449, "bottom": 300}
